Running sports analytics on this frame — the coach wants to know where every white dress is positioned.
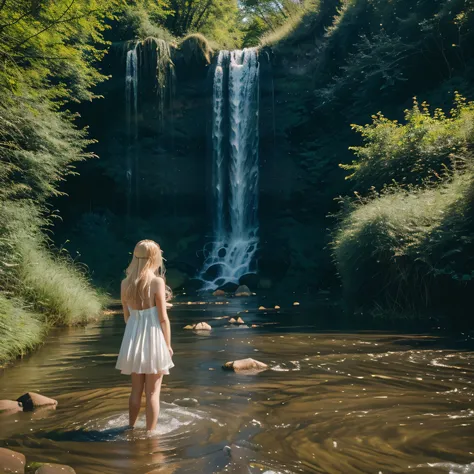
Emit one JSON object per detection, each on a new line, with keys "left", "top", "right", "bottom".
{"left": 116, "top": 306, "right": 174, "bottom": 375}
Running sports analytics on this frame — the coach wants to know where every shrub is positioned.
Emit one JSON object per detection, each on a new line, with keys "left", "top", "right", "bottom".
{"left": 342, "top": 94, "right": 474, "bottom": 191}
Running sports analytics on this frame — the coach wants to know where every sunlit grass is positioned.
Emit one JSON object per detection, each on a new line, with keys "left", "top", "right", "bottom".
{"left": 0, "top": 295, "right": 44, "bottom": 366}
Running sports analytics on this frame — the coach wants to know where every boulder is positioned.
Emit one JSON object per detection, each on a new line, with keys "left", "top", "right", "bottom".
{"left": 194, "top": 322, "right": 211, "bottom": 331}
{"left": 228, "top": 318, "right": 237, "bottom": 324}
{"left": 212, "top": 289, "right": 225, "bottom": 297}
{"left": 236, "top": 317, "right": 245, "bottom": 324}
{"left": 183, "top": 324, "right": 196, "bottom": 330}
{"left": 218, "top": 282, "right": 239, "bottom": 293}
{"left": 238, "top": 273, "right": 258, "bottom": 289}
{"left": 165, "top": 268, "right": 187, "bottom": 290}
{"left": 234, "top": 285, "right": 251, "bottom": 297}
{"left": 223, "top": 358, "right": 268, "bottom": 373}
{"left": 258, "top": 277, "right": 273, "bottom": 289}
{"left": 0, "top": 400, "right": 22, "bottom": 415}
{"left": 16, "top": 392, "right": 57, "bottom": 412}
{"left": 0, "top": 448, "right": 25, "bottom": 474}
{"left": 35, "top": 464, "right": 76, "bottom": 474}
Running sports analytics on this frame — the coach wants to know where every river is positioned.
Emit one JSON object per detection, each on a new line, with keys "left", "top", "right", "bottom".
{"left": 1, "top": 297, "right": 474, "bottom": 473}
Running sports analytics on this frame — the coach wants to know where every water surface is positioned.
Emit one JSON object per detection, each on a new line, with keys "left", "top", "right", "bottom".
{"left": 1, "top": 298, "right": 474, "bottom": 473}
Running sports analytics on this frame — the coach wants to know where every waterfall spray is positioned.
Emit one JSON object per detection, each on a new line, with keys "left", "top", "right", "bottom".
{"left": 200, "top": 48, "right": 260, "bottom": 290}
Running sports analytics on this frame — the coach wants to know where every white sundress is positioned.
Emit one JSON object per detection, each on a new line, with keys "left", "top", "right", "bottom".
{"left": 115, "top": 306, "right": 174, "bottom": 375}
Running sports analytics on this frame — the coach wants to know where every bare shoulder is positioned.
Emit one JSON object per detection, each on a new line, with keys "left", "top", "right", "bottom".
{"left": 151, "top": 276, "right": 166, "bottom": 292}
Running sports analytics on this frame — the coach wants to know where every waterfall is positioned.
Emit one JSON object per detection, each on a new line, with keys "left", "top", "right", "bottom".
{"left": 125, "top": 43, "right": 139, "bottom": 217}
{"left": 124, "top": 39, "right": 174, "bottom": 217}
{"left": 200, "top": 48, "right": 260, "bottom": 290}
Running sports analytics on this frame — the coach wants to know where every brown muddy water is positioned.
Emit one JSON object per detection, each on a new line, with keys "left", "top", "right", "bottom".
{"left": 1, "top": 298, "right": 474, "bottom": 474}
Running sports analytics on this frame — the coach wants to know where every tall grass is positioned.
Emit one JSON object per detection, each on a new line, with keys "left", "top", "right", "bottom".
{"left": 0, "top": 296, "right": 44, "bottom": 366}
{"left": 0, "top": 201, "right": 105, "bottom": 364}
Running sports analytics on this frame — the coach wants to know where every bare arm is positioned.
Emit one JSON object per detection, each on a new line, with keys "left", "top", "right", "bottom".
{"left": 154, "top": 277, "right": 172, "bottom": 355}
{"left": 120, "top": 280, "right": 130, "bottom": 324}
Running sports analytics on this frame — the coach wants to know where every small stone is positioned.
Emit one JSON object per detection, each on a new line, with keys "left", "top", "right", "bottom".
{"left": 223, "top": 358, "right": 268, "bottom": 373}
{"left": 235, "top": 285, "right": 251, "bottom": 297}
{"left": 0, "top": 400, "right": 22, "bottom": 414}
{"left": 293, "top": 301, "right": 300, "bottom": 306}
{"left": 194, "top": 322, "right": 211, "bottom": 331}
{"left": 274, "top": 305, "right": 281, "bottom": 310}
{"left": 236, "top": 317, "right": 245, "bottom": 324}
{"left": 0, "top": 448, "right": 25, "bottom": 473}
{"left": 251, "top": 324, "right": 259, "bottom": 328}
{"left": 258, "top": 306, "right": 266, "bottom": 310}
{"left": 35, "top": 464, "right": 76, "bottom": 474}
{"left": 17, "top": 392, "right": 57, "bottom": 412}
{"left": 228, "top": 318, "right": 237, "bottom": 324}
{"left": 212, "top": 289, "right": 225, "bottom": 296}
{"left": 183, "top": 324, "right": 196, "bottom": 330}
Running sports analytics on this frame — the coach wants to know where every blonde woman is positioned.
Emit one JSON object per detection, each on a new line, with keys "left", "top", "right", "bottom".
{"left": 116, "top": 240, "right": 174, "bottom": 431}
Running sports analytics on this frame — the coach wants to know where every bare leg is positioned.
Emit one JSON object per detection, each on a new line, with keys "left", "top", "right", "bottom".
{"left": 129, "top": 373, "right": 145, "bottom": 428}
{"left": 145, "top": 373, "right": 163, "bottom": 431}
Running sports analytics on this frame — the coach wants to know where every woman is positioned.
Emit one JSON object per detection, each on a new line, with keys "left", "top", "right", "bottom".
{"left": 116, "top": 239, "right": 174, "bottom": 431}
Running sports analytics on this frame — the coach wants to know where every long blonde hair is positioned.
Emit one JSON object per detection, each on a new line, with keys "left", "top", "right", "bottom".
{"left": 123, "top": 240, "right": 172, "bottom": 303}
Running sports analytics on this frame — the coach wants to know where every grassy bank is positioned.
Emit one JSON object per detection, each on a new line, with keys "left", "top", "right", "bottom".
{"left": 0, "top": 203, "right": 105, "bottom": 367}
{"left": 333, "top": 97, "right": 474, "bottom": 322}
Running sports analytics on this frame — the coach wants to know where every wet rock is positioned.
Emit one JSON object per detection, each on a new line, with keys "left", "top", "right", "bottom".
{"left": 173, "top": 398, "right": 199, "bottom": 407}
{"left": 17, "top": 393, "right": 57, "bottom": 412}
{"left": 0, "top": 400, "right": 22, "bottom": 415}
{"left": 258, "top": 306, "right": 266, "bottom": 311}
{"left": 194, "top": 322, "right": 211, "bottom": 331}
{"left": 238, "top": 273, "right": 258, "bottom": 289}
{"left": 236, "top": 317, "right": 245, "bottom": 324}
{"left": 228, "top": 318, "right": 237, "bottom": 324}
{"left": 223, "top": 358, "right": 268, "bottom": 373}
{"left": 274, "top": 305, "right": 281, "bottom": 310}
{"left": 183, "top": 324, "right": 196, "bottom": 330}
{"left": 35, "top": 464, "right": 76, "bottom": 474}
{"left": 0, "top": 448, "right": 25, "bottom": 473}
{"left": 212, "top": 289, "right": 225, "bottom": 297}
{"left": 293, "top": 301, "right": 300, "bottom": 306}
{"left": 234, "top": 285, "right": 251, "bottom": 297}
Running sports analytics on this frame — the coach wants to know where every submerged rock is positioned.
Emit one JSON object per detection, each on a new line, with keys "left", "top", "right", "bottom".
{"left": 35, "top": 464, "right": 76, "bottom": 474}
{"left": 0, "top": 448, "right": 25, "bottom": 473}
{"left": 0, "top": 399, "right": 22, "bottom": 414}
{"left": 212, "top": 289, "right": 225, "bottom": 296}
{"left": 236, "top": 317, "right": 245, "bottom": 324}
{"left": 173, "top": 398, "right": 199, "bottom": 407}
{"left": 223, "top": 358, "right": 268, "bottom": 373}
{"left": 194, "top": 322, "right": 211, "bottom": 331}
{"left": 17, "top": 392, "right": 57, "bottom": 412}
{"left": 234, "top": 285, "right": 251, "bottom": 297}
{"left": 228, "top": 318, "right": 237, "bottom": 324}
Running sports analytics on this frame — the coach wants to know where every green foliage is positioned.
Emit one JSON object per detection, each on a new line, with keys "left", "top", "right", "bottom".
{"left": 342, "top": 94, "right": 474, "bottom": 190}
{"left": 0, "top": 295, "right": 44, "bottom": 366}
{"left": 333, "top": 94, "right": 474, "bottom": 319}
{"left": 178, "top": 33, "right": 213, "bottom": 65}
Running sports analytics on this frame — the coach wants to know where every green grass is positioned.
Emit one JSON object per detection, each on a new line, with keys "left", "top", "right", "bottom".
{"left": 333, "top": 172, "right": 474, "bottom": 317}
{"left": 0, "top": 295, "right": 44, "bottom": 366}
{"left": 19, "top": 241, "right": 105, "bottom": 325}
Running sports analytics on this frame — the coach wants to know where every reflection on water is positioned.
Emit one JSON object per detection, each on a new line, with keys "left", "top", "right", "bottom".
{"left": 1, "top": 298, "right": 474, "bottom": 473}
